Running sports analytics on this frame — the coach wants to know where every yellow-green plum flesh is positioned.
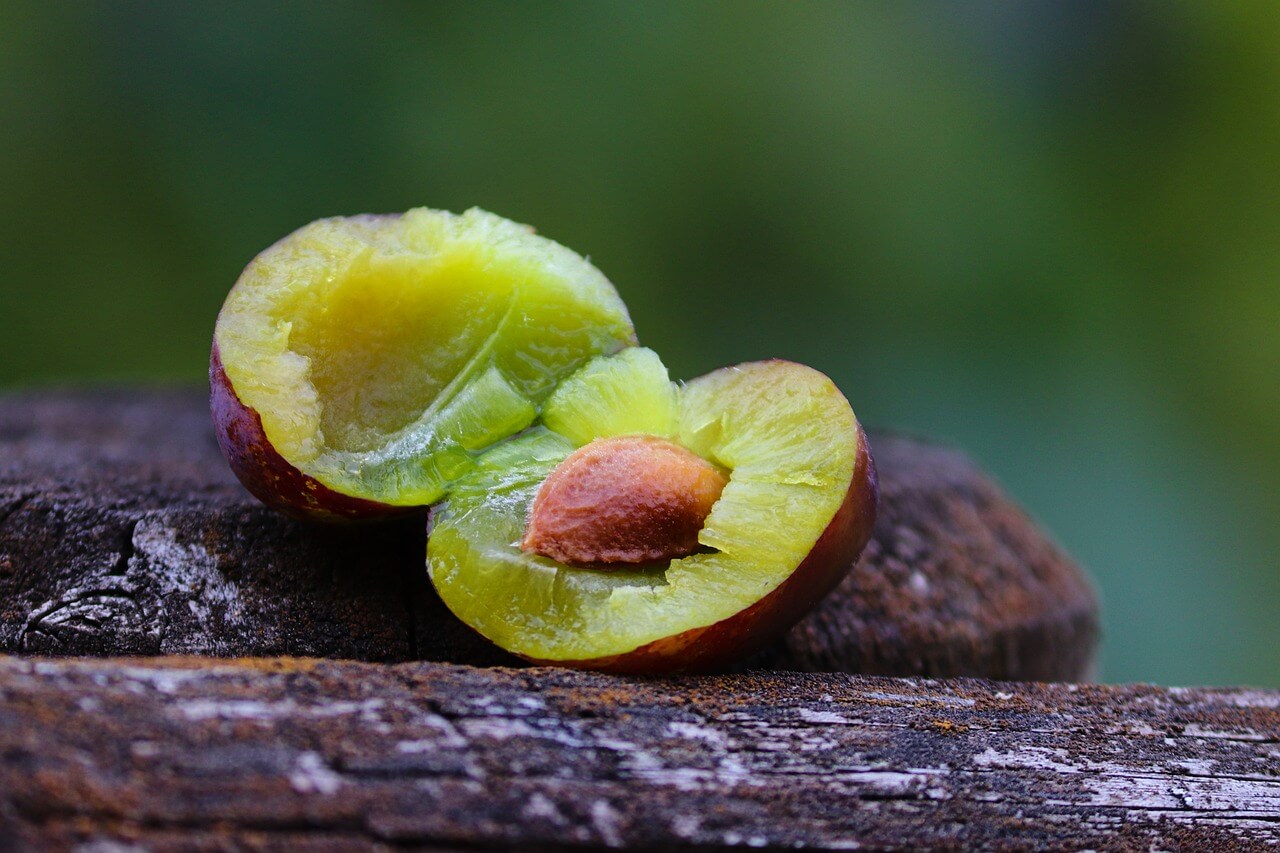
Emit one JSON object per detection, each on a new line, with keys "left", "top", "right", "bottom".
{"left": 211, "top": 208, "right": 636, "bottom": 521}
{"left": 427, "top": 352, "right": 878, "bottom": 673}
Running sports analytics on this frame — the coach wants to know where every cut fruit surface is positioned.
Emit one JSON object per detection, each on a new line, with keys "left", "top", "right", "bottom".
{"left": 427, "top": 355, "right": 877, "bottom": 670}
{"left": 212, "top": 208, "right": 636, "bottom": 513}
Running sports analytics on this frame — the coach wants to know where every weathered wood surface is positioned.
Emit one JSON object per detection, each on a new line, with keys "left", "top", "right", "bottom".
{"left": 0, "top": 389, "right": 1098, "bottom": 680}
{"left": 1, "top": 655, "right": 1277, "bottom": 850}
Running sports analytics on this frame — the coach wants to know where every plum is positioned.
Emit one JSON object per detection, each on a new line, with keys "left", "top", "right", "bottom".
{"left": 427, "top": 349, "right": 878, "bottom": 673}
{"left": 210, "top": 208, "right": 636, "bottom": 520}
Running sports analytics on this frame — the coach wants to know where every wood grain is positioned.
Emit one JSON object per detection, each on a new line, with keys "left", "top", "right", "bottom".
{"left": 1, "top": 655, "right": 1276, "bottom": 850}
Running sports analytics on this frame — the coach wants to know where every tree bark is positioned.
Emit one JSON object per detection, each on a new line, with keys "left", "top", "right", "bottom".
{"left": 1, "top": 655, "right": 1277, "bottom": 850}
{"left": 0, "top": 388, "right": 1098, "bottom": 680}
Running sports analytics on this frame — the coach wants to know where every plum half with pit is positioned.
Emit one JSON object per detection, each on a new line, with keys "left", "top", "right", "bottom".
{"left": 211, "top": 208, "right": 636, "bottom": 520}
{"left": 427, "top": 347, "right": 878, "bottom": 673}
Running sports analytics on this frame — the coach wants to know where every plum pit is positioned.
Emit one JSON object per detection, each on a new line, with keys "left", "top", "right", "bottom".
{"left": 521, "top": 435, "right": 727, "bottom": 567}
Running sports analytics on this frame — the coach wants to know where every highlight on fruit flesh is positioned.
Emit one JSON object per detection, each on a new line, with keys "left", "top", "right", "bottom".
{"left": 211, "top": 207, "right": 636, "bottom": 515}
{"left": 427, "top": 349, "right": 875, "bottom": 670}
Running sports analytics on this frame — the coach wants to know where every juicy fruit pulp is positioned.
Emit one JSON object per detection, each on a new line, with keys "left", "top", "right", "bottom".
{"left": 427, "top": 350, "right": 865, "bottom": 666}
{"left": 214, "top": 208, "right": 635, "bottom": 510}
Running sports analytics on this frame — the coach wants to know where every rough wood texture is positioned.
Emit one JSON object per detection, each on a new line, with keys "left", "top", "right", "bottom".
{"left": 0, "top": 389, "right": 1098, "bottom": 679}
{"left": 1, "top": 655, "right": 1277, "bottom": 850}
{"left": 0, "top": 389, "right": 417, "bottom": 661}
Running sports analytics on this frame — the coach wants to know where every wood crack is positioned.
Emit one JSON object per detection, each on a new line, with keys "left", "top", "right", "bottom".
{"left": 111, "top": 517, "right": 140, "bottom": 575}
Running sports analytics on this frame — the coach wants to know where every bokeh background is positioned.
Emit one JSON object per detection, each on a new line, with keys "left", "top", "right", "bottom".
{"left": 2, "top": 1, "right": 1277, "bottom": 687}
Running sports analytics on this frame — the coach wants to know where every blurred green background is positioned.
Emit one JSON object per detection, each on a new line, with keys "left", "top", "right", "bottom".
{"left": 2, "top": 1, "right": 1277, "bottom": 687}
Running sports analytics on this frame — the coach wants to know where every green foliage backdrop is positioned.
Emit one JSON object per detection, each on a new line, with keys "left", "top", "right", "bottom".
{"left": 2, "top": 1, "right": 1277, "bottom": 686}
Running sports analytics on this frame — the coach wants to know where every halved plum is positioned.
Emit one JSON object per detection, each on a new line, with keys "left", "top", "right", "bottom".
{"left": 211, "top": 208, "right": 636, "bottom": 520}
{"left": 427, "top": 349, "right": 878, "bottom": 673}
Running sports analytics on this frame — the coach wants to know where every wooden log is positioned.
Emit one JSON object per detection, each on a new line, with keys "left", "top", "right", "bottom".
{"left": 0, "top": 389, "right": 417, "bottom": 662}
{"left": 0, "top": 655, "right": 1276, "bottom": 850}
{"left": 0, "top": 389, "right": 1098, "bottom": 679}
